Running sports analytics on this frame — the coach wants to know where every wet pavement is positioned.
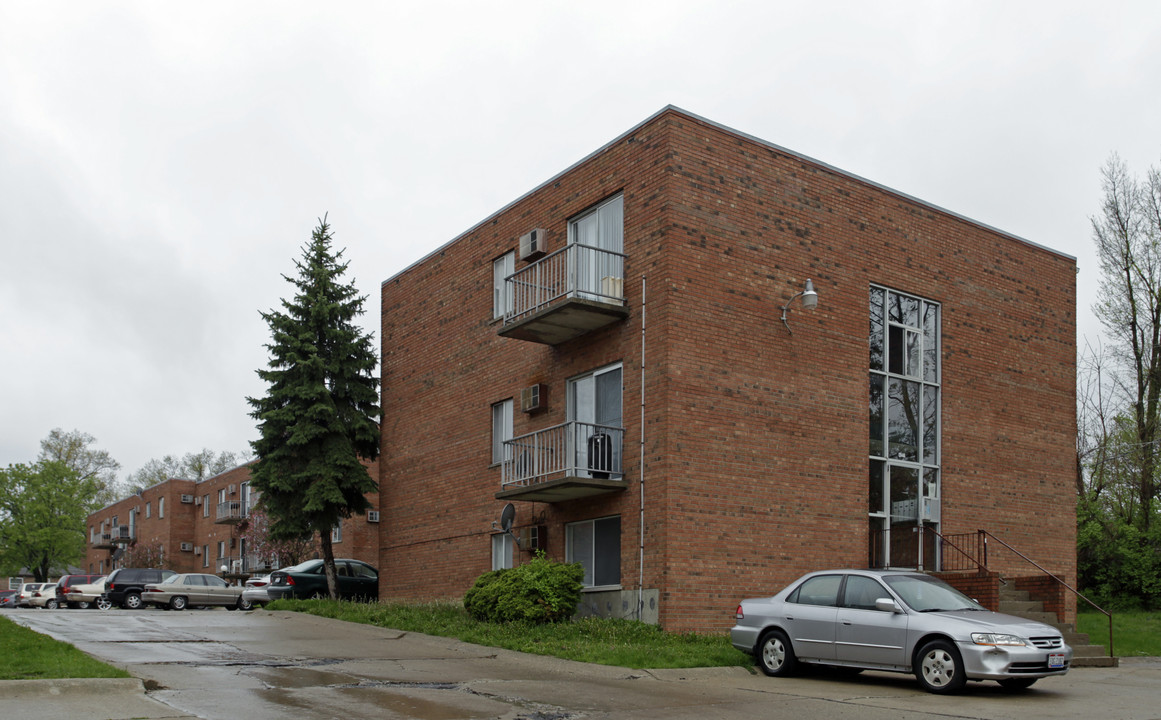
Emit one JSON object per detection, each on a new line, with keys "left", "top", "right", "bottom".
{"left": 6, "top": 607, "right": 1161, "bottom": 720}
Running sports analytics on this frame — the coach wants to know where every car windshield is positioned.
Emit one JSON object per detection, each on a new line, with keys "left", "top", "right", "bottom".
{"left": 882, "top": 574, "right": 984, "bottom": 612}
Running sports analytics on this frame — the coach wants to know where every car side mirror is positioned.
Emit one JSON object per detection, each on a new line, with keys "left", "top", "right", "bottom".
{"left": 875, "top": 598, "right": 902, "bottom": 613}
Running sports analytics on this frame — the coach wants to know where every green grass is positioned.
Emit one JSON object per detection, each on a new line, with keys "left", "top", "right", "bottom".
{"left": 1078, "top": 609, "right": 1161, "bottom": 657}
{"left": 0, "top": 616, "right": 130, "bottom": 680}
{"left": 266, "top": 599, "right": 753, "bottom": 669}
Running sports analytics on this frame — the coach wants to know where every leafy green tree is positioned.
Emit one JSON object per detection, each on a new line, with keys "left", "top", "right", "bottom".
{"left": 248, "top": 216, "right": 380, "bottom": 599}
{"left": 0, "top": 461, "right": 101, "bottom": 581}
{"left": 38, "top": 428, "right": 122, "bottom": 508}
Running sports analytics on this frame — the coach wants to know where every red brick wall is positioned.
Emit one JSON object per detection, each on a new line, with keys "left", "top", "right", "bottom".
{"left": 378, "top": 108, "right": 1077, "bottom": 633}
{"left": 937, "top": 571, "right": 1001, "bottom": 611}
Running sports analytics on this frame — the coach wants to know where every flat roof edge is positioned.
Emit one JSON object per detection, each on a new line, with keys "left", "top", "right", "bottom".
{"left": 382, "top": 105, "right": 1073, "bottom": 288}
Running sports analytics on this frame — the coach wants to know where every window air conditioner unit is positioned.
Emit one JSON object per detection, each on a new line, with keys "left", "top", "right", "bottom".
{"left": 228, "top": 484, "right": 236, "bottom": 494}
{"left": 367, "top": 511, "right": 380, "bottom": 523}
{"left": 180, "top": 542, "right": 193, "bottom": 552}
{"left": 195, "top": 496, "right": 202, "bottom": 506}
{"left": 521, "top": 383, "right": 545, "bottom": 413}
{"left": 194, "top": 546, "right": 202, "bottom": 556}
{"left": 518, "top": 228, "right": 547, "bottom": 261}
{"left": 180, "top": 494, "right": 194, "bottom": 504}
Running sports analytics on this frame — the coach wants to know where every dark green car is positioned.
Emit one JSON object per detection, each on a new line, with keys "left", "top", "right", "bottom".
{"left": 265, "top": 559, "right": 378, "bottom": 601}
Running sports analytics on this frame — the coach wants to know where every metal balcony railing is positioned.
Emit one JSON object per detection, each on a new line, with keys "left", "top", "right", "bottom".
{"left": 215, "top": 501, "right": 247, "bottom": 523}
{"left": 501, "top": 421, "right": 624, "bottom": 490}
{"left": 503, "top": 243, "right": 626, "bottom": 325}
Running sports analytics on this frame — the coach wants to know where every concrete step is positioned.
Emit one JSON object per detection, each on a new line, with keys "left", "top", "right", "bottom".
{"left": 998, "top": 588, "right": 1031, "bottom": 602}
{"left": 1072, "top": 654, "right": 1119, "bottom": 668}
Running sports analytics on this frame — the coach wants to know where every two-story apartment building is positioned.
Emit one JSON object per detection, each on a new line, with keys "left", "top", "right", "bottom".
{"left": 85, "top": 462, "right": 380, "bottom": 577}
{"left": 378, "top": 106, "right": 1077, "bottom": 633}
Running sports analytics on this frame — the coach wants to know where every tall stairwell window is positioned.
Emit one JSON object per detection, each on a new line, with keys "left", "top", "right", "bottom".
{"left": 869, "top": 285, "right": 940, "bottom": 568}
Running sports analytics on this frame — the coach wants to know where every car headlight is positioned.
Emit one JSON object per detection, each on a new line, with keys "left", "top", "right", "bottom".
{"left": 971, "top": 633, "right": 1029, "bottom": 647}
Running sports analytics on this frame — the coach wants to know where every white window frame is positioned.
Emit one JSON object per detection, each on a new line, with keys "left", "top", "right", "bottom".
{"left": 331, "top": 524, "right": 342, "bottom": 543}
{"left": 492, "top": 398, "right": 513, "bottom": 465}
{"left": 202, "top": 545, "right": 210, "bottom": 568}
{"left": 493, "top": 251, "right": 515, "bottom": 319}
{"left": 158, "top": 497, "right": 165, "bottom": 519}
{"left": 202, "top": 494, "right": 210, "bottom": 518}
{"left": 145, "top": 502, "right": 151, "bottom": 519}
{"left": 566, "top": 515, "right": 621, "bottom": 589}
{"left": 492, "top": 533, "right": 514, "bottom": 571}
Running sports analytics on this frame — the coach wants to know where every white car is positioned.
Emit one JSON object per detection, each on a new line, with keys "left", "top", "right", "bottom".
{"left": 27, "top": 583, "right": 60, "bottom": 609}
{"left": 66, "top": 577, "right": 112, "bottom": 610}
{"left": 242, "top": 574, "right": 272, "bottom": 609}
{"left": 15, "top": 583, "right": 44, "bottom": 607}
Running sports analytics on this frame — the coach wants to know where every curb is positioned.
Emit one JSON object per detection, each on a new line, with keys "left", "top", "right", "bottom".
{"left": 1, "top": 677, "right": 146, "bottom": 698}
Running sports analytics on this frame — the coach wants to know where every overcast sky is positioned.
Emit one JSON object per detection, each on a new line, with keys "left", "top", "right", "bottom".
{"left": 2, "top": 1, "right": 1159, "bottom": 478}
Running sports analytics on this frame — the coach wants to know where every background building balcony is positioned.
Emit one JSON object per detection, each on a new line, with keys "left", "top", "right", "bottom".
{"left": 496, "top": 421, "right": 627, "bottom": 503}
{"left": 499, "top": 244, "right": 628, "bottom": 345}
{"left": 215, "top": 501, "right": 247, "bottom": 524}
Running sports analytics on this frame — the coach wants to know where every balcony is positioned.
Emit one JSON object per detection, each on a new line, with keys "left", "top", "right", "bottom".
{"left": 91, "top": 533, "right": 115, "bottom": 549}
{"left": 496, "top": 421, "right": 627, "bottom": 503}
{"left": 499, "top": 243, "right": 628, "bottom": 345}
{"left": 111, "top": 525, "right": 134, "bottom": 544}
{"left": 215, "top": 501, "right": 246, "bottom": 524}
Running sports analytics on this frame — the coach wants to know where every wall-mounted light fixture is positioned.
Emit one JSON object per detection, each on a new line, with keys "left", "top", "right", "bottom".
{"left": 780, "top": 278, "right": 818, "bottom": 333}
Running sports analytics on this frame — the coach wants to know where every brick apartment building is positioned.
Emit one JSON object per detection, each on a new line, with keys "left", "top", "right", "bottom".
{"left": 85, "top": 462, "right": 380, "bottom": 577}
{"left": 378, "top": 106, "right": 1077, "bottom": 633}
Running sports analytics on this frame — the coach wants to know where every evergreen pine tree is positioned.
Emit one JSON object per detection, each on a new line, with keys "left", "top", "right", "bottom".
{"left": 248, "top": 216, "right": 380, "bottom": 598}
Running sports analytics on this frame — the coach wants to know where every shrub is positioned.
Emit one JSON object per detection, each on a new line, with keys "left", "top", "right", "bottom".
{"left": 464, "top": 552, "right": 584, "bottom": 623}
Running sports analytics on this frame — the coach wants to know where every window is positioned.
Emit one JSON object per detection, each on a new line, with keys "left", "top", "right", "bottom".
{"left": 569, "top": 194, "right": 624, "bottom": 300}
{"left": 568, "top": 363, "right": 623, "bottom": 477}
{"left": 158, "top": 497, "right": 165, "bottom": 519}
{"left": 841, "top": 575, "right": 888, "bottom": 611}
{"left": 331, "top": 524, "right": 342, "bottom": 543}
{"left": 566, "top": 516, "right": 620, "bottom": 588}
{"left": 217, "top": 541, "right": 226, "bottom": 562}
{"left": 493, "top": 251, "right": 515, "bottom": 319}
{"left": 788, "top": 574, "right": 841, "bottom": 606}
{"left": 218, "top": 488, "right": 227, "bottom": 504}
{"left": 202, "top": 495, "right": 210, "bottom": 518}
{"left": 492, "top": 398, "right": 513, "bottom": 465}
{"left": 492, "top": 533, "right": 514, "bottom": 571}
{"left": 202, "top": 545, "right": 209, "bottom": 568}
{"left": 869, "top": 286, "right": 940, "bottom": 567}
{"left": 145, "top": 502, "right": 151, "bottom": 519}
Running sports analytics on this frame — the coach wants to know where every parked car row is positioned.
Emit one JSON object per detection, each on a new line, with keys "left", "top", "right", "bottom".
{"left": 3, "top": 559, "right": 379, "bottom": 612}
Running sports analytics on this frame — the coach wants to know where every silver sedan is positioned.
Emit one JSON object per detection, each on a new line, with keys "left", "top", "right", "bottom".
{"left": 142, "top": 573, "right": 249, "bottom": 611}
{"left": 731, "top": 569, "right": 1072, "bottom": 694}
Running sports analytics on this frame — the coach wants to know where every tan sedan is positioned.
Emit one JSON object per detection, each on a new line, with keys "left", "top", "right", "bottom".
{"left": 142, "top": 573, "right": 250, "bottom": 611}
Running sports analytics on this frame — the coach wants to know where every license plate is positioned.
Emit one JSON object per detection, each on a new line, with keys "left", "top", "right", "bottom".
{"left": 1048, "top": 653, "right": 1066, "bottom": 669}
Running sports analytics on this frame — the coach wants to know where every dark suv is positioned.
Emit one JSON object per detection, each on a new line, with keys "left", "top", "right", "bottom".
{"left": 56, "top": 574, "right": 104, "bottom": 609}
{"left": 104, "top": 568, "right": 176, "bottom": 609}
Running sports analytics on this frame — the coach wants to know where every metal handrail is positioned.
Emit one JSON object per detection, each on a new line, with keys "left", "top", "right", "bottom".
{"left": 978, "top": 529, "right": 1114, "bottom": 659}
{"left": 503, "top": 243, "right": 626, "bottom": 324}
{"left": 501, "top": 421, "right": 624, "bottom": 488}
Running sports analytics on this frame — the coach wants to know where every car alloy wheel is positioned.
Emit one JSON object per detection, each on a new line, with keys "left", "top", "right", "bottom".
{"left": 46, "top": 599, "right": 58, "bottom": 610}
{"left": 123, "top": 593, "right": 143, "bottom": 610}
{"left": 96, "top": 597, "right": 113, "bottom": 610}
{"left": 169, "top": 596, "right": 187, "bottom": 611}
{"left": 238, "top": 597, "right": 253, "bottom": 611}
{"left": 916, "top": 639, "right": 966, "bottom": 694}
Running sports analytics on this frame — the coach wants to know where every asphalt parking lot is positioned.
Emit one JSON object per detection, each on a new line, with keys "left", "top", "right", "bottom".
{"left": 6, "top": 607, "right": 1161, "bottom": 720}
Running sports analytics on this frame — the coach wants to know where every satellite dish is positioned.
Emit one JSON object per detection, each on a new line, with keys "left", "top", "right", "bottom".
{"left": 500, "top": 503, "right": 516, "bottom": 532}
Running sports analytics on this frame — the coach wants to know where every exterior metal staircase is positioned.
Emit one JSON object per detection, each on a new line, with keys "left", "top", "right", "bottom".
{"left": 998, "top": 583, "right": 1117, "bottom": 668}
